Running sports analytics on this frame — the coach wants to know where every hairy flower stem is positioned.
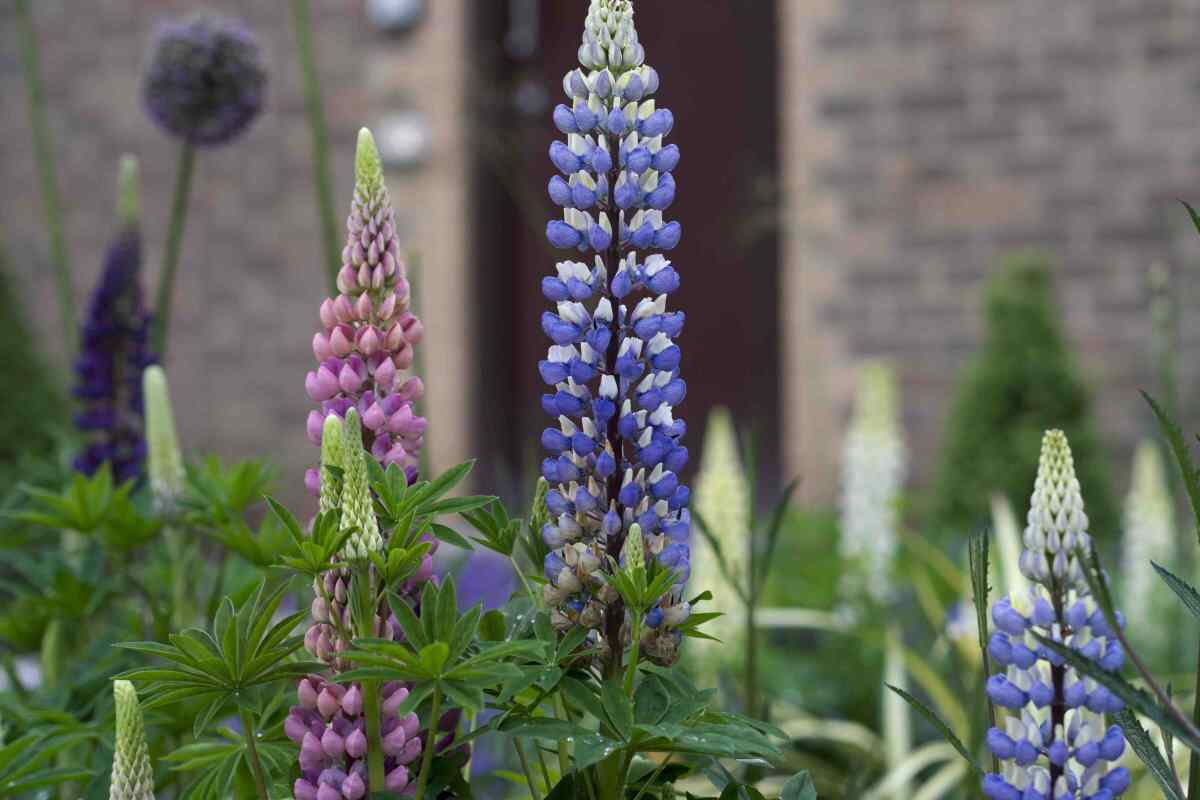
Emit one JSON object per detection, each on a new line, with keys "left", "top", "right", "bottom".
{"left": 1049, "top": 588, "right": 1066, "bottom": 791}
{"left": 16, "top": 0, "right": 74, "bottom": 350}
{"left": 153, "top": 142, "right": 196, "bottom": 357}
{"left": 362, "top": 679, "right": 386, "bottom": 789}
{"left": 412, "top": 688, "right": 441, "bottom": 800}
{"left": 238, "top": 707, "right": 270, "bottom": 800}
{"left": 289, "top": 0, "right": 340, "bottom": 292}
{"left": 624, "top": 615, "right": 642, "bottom": 695}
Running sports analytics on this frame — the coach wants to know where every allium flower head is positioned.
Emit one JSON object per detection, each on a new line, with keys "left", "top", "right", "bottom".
{"left": 142, "top": 14, "right": 265, "bottom": 147}
{"left": 110, "top": 680, "right": 155, "bottom": 800}
{"left": 540, "top": 0, "right": 689, "bottom": 667}
{"left": 143, "top": 366, "right": 185, "bottom": 511}
{"left": 1121, "top": 441, "right": 1175, "bottom": 658}
{"left": 74, "top": 156, "right": 155, "bottom": 483}
{"left": 982, "top": 430, "right": 1129, "bottom": 800}
{"left": 305, "top": 128, "right": 426, "bottom": 496}
{"left": 839, "top": 361, "right": 905, "bottom": 604}
{"left": 1019, "top": 430, "right": 1091, "bottom": 588}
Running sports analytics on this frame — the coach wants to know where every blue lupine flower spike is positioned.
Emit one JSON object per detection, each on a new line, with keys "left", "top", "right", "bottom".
{"left": 982, "top": 431, "right": 1130, "bottom": 800}
{"left": 73, "top": 156, "right": 155, "bottom": 483}
{"left": 540, "top": 0, "right": 690, "bottom": 668}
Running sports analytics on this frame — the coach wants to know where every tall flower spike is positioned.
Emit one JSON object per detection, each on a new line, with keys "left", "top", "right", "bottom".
{"left": 839, "top": 361, "right": 905, "bottom": 604}
{"left": 74, "top": 156, "right": 155, "bottom": 483}
{"left": 110, "top": 680, "right": 155, "bottom": 800}
{"left": 1122, "top": 441, "right": 1175, "bottom": 659}
{"left": 143, "top": 366, "right": 184, "bottom": 511}
{"left": 691, "top": 407, "right": 748, "bottom": 658}
{"left": 142, "top": 14, "right": 266, "bottom": 147}
{"left": 319, "top": 413, "right": 347, "bottom": 515}
{"left": 339, "top": 409, "right": 383, "bottom": 561}
{"left": 540, "top": 0, "right": 689, "bottom": 668}
{"left": 982, "top": 430, "right": 1130, "bottom": 800}
{"left": 305, "top": 128, "right": 427, "bottom": 497}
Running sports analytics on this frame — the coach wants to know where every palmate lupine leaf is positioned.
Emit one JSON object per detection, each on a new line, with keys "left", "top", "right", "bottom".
{"left": 1152, "top": 561, "right": 1200, "bottom": 620}
{"left": 115, "top": 579, "right": 324, "bottom": 739}
{"left": 883, "top": 684, "right": 982, "bottom": 777}
{"left": 0, "top": 731, "right": 94, "bottom": 795}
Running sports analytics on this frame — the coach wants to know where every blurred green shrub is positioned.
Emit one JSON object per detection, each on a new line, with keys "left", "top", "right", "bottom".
{"left": 931, "top": 251, "right": 1115, "bottom": 542}
{"left": 0, "top": 255, "right": 67, "bottom": 496}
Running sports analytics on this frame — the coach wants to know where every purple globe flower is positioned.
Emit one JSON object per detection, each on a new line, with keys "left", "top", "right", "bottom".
{"left": 142, "top": 14, "right": 266, "bottom": 147}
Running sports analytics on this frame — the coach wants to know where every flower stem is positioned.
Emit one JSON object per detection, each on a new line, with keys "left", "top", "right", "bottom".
{"left": 553, "top": 695, "right": 571, "bottom": 777}
{"left": 514, "top": 738, "right": 543, "bottom": 800}
{"left": 624, "top": 615, "right": 642, "bottom": 695}
{"left": 362, "top": 679, "right": 386, "bottom": 790}
{"left": 152, "top": 142, "right": 196, "bottom": 358}
{"left": 412, "top": 687, "right": 441, "bottom": 800}
{"left": 289, "top": 0, "right": 340, "bottom": 293}
{"left": 1188, "top": 641, "right": 1200, "bottom": 800}
{"left": 238, "top": 707, "right": 270, "bottom": 800}
{"left": 16, "top": 0, "right": 74, "bottom": 351}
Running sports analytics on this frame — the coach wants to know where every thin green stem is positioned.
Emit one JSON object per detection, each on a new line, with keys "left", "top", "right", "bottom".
{"left": 362, "top": 679, "right": 386, "bottom": 789}
{"left": 1188, "top": 643, "right": 1200, "bottom": 800}
{"left": 152, "top": 143, "right": 196, "bottom": 358}
{"left": 629, "top": 754, "right": 672, "bottom": 800}
{"left": 510, "top": 553, "right": 538, "bottom": 606}
{"left": 624, "top": 615, "right": 642, "bottom": 695}
{"left": 289, "top": 0, "right": 340, "bottom": 292}
{"left": 513, "top": 738, "right": 544, "bottom": 800}
{"left": 553, "top": 695, "right": 571, "bottom": 778}
{"left": 534, "top": 740, "right": 554, "bottom": 794}
{"left": 238, "top": 707, "right": 270, "bottom": 800}
{"left": 412, "top": 688, "right": 442, "bottom": 800}
{"left": 16, "top": 0, "right": 74, "bottom": 350}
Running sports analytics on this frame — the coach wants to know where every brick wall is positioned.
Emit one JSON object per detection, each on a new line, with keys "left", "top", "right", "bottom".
{"left": 781, "top": 0, "right": 1200, "bottom": 503}
{"left": 0, "top": 0, "right": 470, "bottom": 509}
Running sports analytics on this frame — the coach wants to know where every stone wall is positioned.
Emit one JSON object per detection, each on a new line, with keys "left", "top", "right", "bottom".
{"left": 781, "top": 0, "right": 1200, "bottom": 502}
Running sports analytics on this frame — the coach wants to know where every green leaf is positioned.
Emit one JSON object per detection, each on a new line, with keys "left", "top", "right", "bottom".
{"left": 429, "top": 523, "right": 474, "bottom": 550}
{"left": 479, "top": 609, "right": 506, "bottom": 642}
{"left": 600, "top": 679, "right": 634, "bottom": 741}
{"left": 1143, "top": 391, "right": 1200, "bottom": 543}
{"left": 1152, "top": 561, "right": 1200, "bottom": 620}
{"left": 1183, "top": 200, "right": 1200, "bottom": 236}
{"left": 1115, "top": 709, "right": 1185, "bottom": 800}
{"left": 1033, "top": 633, "right": 1200, "bottom": 752}
{"left": 635, "top": 675, "right": 671, "bottom": 725}
{"left": 418, "top": 642, "right": 450, "bottom": 676}
{"left": 884, "top": 684, "right": 982, "bottom": 777}
{"left": 780, "top": 771, "right": 818, "bottom": 800}
{"left": 757, "top": 479, "right": 799, "bottom": 588}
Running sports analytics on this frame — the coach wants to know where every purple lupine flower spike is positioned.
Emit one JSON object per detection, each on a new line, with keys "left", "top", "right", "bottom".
{"left": 73, "top": 156, "right": 155, "bottom": 483}
{"left": 305, "top": 128, "right": 427, "bottom": 495}
{"left": 142, "top": 14, "right": 266, "bottom": 147}
{"left": 540, "top": 0, "right": 690, "bottom": 668}
{"left": 982, "top": 431, "right": 1130, "bottom": 800}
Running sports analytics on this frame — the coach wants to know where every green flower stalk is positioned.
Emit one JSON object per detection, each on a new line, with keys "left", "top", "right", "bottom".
{"left": 110, "top": 680, "right": 155, "bottom": 800}
{"left": 691, "top": 408, "right": 748, "bottom": 655}
{"left": 839, "top": 361, "right": 905, "bottom": 604}
{"left": 318, "top": 412, "right": 347, "bottom": 515}
{"left": 143, "top": 366, "right": 184, "bottom": 511}
{"left": 1122, "top": 440, "right": 1176, "bottom": 659}
{"left": 339, "top": 408, "right": 383, "bottom": 561}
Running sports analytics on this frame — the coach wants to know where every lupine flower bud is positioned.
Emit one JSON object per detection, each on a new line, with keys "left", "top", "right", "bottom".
{"left": 143, "top": 365, "right": 185, "bottom": 511}
{"left": 305, "top": 129, "right": 427, "bottom": 495}
{"left": 142, "top": 14, "right": 266, "bottom": 147}
{"left": 839, "top": 361, "right": 905, "bottom": 605}
{"left": 982, "top": 430, "right": 1128, "bottom": 800}
{"left": 691, "top": 407, "right": 748, "bottom": 659}
{"left": 540, "top": 0, "right": 689, "bottom": 668}
{"left": 74, "top": 156, "right": 155, "bottom": 483}
{"left": 110, "top": 680, "right": 155, "bottom": 800}
{"left": 318, "top": 413, "right": 347, "bottom": 515}
{"left": 1121, "top": 440, "right": 1175, "bottom": 659}
{"left": 338, "top": 409, "right": 383, "bottom": 560}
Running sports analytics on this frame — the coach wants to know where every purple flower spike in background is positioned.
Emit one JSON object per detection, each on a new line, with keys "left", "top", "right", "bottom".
{"left": 540, "top": 0, "right": 690, "bottom": 669}
{"left": 142, "top": 14, "right": 266, "bottom": 147}
{"left": 981, "top": 431, "right": 1130, "bottom": 800}
{"left": 73, "top": 156, "right": 155, "bottom": 483}
{"left": 304, "top": 128, "right": 427, "bottom": 495}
